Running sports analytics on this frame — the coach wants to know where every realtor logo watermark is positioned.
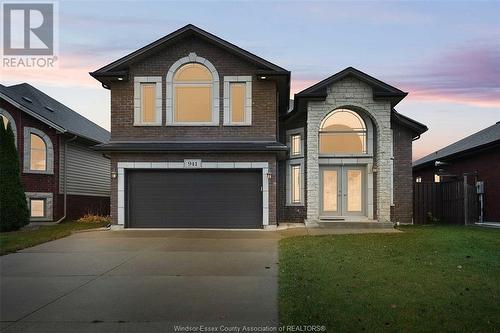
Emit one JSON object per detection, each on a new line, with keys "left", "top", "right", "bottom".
{"left": 2, "top": 1, "right": 59, "bottom": 68}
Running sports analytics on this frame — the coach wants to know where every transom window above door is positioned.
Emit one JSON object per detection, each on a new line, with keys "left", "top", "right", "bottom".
{"left": 319, "top": 109, "right": 368, "bottom": 155}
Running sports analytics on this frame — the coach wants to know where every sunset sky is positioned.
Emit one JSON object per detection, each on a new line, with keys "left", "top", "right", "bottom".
{"left": 2, "top": 0, "right": 499, "bottom": 160}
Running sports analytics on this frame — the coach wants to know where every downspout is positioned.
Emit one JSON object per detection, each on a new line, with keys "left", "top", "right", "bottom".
{"left": 55, "top": 135, "right": 78, "bottom": 223}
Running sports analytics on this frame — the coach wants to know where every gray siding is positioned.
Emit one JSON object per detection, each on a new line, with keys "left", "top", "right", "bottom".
{"left": 60, "top": 141, "right": 110, "bottom": 196}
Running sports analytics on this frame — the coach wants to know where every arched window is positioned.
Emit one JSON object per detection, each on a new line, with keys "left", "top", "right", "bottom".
{"left": 30, "top": 134, "right": 47, "bottom": 171}
{"left": 319, "top": 109, "right": 367, "bottom": 154}
{"left": 173, "top": 63, "right": 213, "bottom": 123}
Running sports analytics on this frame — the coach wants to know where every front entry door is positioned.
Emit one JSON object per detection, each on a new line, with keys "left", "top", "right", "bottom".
{"left": 320, "top": 166, "right": 366, "bottom": 217}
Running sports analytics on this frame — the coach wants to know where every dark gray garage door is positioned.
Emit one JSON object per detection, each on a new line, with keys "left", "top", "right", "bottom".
{"left": 126, "top": 170, "right": 262, "bottom": 228}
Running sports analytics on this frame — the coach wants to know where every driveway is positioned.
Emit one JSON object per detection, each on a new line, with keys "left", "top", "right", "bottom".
{"left": 0, "top": 229, "right": 298, "bottom": 332}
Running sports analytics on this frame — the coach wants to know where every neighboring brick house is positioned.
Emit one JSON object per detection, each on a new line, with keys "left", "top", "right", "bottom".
{"left": 91, "top": 24, "right": 426, "bottom": 228}
{"left": 0, "top": 83, "right": 111, "bottom": 222}
{"left": 413, "top": 122, "right": 500, "bottom": 223}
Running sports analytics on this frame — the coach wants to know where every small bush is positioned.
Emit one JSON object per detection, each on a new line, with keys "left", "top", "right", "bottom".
{"left": 76, "top": 214, "right": 111, "bottom": 224}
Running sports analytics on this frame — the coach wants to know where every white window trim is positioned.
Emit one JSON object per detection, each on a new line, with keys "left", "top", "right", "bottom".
{"left": 0, "top": 108, "right": 17, "bottom": 146}
{"left": 116, "top": 161, "right": 270, "bottom": 227}
{"left": 286, "top": 127, "right": 304, "bottom": 159}
{"left": 25, "top": 192, "right": 53, "bottom": 221}
{"left": 223, "top": 76, "right": 252, "bottom": 126}
{"left": 165, "top": 52, "right": 220, "bottom": 126}
{"left": 134, "top": 77, "right": 162, "bottom": 126}
{"left": 23, "top": 127, "right": 54, "bottom": 174}
{"left": 286, "top": 159, "right": 305, "bottom": 206}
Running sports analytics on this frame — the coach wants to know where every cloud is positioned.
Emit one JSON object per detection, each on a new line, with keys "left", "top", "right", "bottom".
{"left": 392, "top": 41, "right": 500, "bottom": 108}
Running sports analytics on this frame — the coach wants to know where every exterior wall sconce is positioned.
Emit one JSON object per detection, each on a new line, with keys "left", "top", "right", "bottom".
{"left": 267, "top": 172, "right": 272, "bottom": 180}
{"left": 259, "top": 76, "right": 267, "bottom": 80}
{"left": 372, "top": 165, "right": 378, "bottom": 173}
{"left": 111, "top": 170, "right": 117, "bottom": 179}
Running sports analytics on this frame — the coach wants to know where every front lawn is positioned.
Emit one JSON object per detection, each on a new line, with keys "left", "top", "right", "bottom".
{"left": 279, "top": 226, "right": 500, "bottom": 332}
{"left": 0, "top": 220, "right": 108, "bottom": 255}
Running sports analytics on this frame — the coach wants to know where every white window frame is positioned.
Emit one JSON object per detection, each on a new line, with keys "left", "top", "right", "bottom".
{"left": 223, "top": 76, "right": 252, "bottom": 126}
{"left": 134, "top": 77, "right": 162, "bottom": 126}
{"left": 23, "top": 127, "right": 54, "bottom": 174}
{"left": 286, "top": 128, "right": 304, "bottom": 159}
{"left": 286, "top": 159, "right": 305, "bottom": 206}
{"left": 165, "top": 53, "right": 220, "bottom": 126}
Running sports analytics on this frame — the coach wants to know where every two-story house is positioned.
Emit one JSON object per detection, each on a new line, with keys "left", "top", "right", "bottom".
{"left": 91, "top": 24, "right": 427, "bottom": 229}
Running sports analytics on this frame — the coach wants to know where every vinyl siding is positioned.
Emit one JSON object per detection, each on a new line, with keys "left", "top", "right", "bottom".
{"left": 59, "top": 141, "right": 110, "bottom": 197}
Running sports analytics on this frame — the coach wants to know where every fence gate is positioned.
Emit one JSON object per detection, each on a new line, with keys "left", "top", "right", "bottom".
{"left": 413, "top": 178, "right": 478, "bottom": 224}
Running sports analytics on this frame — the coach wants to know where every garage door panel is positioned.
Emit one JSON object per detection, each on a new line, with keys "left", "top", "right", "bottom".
{"left": 127, "top": 170, "right": 262, "bottom": 228}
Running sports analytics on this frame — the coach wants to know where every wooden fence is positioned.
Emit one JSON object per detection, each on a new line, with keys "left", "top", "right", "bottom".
{"left": 413, "top": 179, "right": 478, "bottom": 224}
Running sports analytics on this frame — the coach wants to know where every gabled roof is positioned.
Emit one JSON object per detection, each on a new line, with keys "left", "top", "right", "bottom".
{"left": 0, "top": 83, "right": 110, "bottom": 144}
{"left": 90, "top": 24, "right": 289, "bottom": 80}
{"left": 295, "top": 67, "right": 407, "bottom": 106}
{"left": 392, "top": 109, "right": 428, "bottom": 136}
{"left": 413, "top": 122, "right": 500, "bottom": 168}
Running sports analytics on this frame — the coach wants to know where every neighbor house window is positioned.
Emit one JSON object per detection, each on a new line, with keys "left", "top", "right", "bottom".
{"left": 23, "top": 127, "right": 53, "bottom": 174}
{"left": 30, "top": 198, "right": 45, "bottom": 218}
{"left": 1, "top": 115, "right": 8, "bottom": 129}
{"left": 30, "top": 134, "right": 47, "bottom": 171}
{"left": 173, "top": 63, "right": 214, "bottom": 124}
{"left": 434, "top": 174, "right": 441, "bottom": 183}
{"left": 224, "top": 76, "right": 252, "bottom": 125}
{"left": 319, "top": 109, "right": 367, "bottom": 155}
{"left": 134, "top": 77, "right": 162, "bottom": 125}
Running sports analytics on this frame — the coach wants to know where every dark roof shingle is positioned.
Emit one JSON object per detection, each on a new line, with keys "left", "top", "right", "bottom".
{"left": 0, "top": 83, "right": 110, "bottom": 143}
{"left": 413, "top": 122, "right": 500, "bottom": 167}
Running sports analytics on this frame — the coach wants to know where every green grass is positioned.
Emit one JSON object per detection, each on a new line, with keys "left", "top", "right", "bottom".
{"left": 279, "top": 226, "right": 500, "bottom": 332}
{"left": 0, "top": 220, "right": 108, "bottom": 255}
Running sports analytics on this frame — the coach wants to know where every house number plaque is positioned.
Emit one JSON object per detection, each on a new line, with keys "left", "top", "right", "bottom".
{"left": 184, "top": 159, "right": 202, "bottom": 168}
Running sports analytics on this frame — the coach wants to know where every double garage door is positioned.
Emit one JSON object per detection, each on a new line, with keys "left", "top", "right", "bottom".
{"left": 126, "top": 170, "right": 263, "bottom": 228}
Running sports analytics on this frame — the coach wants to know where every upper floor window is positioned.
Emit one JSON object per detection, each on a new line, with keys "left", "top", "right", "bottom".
{"left": 173, "top": 63, "right": 214, "bottom": 124}
{"left": 134, "top": 77, "right": 162, "bottom": 126}
{"left": 291, "top": 134, "right": 301, "bottom": 156}
{"left": 30, "top": 134, "right": 47, "bottom": 171}
{"left": 319, "top": 109, "right": 367, "bottom": 155}
{"left": 224, "top": 76, "right": 252, "bottom": 125}
{"left": 23, "top": 127, "right": 53, "bottom": 174}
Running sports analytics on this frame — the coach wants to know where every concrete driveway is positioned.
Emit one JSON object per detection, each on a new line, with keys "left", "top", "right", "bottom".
{"left": 0, "top": 229, "right": 297, "bottom": 332}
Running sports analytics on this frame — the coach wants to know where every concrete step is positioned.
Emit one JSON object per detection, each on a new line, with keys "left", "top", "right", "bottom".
{"left": 316, "top": 221, "right": 395, "bottom": 229}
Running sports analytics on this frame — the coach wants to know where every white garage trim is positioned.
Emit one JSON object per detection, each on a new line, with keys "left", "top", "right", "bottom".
{"left": 117, "top": 161, "right": 269, "bottom": 227}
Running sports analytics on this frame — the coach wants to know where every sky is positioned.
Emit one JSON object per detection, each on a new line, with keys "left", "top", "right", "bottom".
{"left": 2, "top": 0, "right": 499, "bottom": 160}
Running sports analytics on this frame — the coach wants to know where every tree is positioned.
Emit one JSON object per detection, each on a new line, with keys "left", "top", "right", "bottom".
{"left": 0, "top": 122, "right": 29, "bottom": 231}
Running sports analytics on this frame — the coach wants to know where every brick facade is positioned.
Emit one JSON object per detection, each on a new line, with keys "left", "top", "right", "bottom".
{"left": 392, "top": 122, "right": 415, "bottom": 224}
{"left": 109, "top": 35, "right": 277, "bottom": 141}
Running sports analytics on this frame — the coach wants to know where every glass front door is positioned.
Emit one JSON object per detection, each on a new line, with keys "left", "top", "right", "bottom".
{"left": 320, "top": 166, "right": 366, "bottom": 217}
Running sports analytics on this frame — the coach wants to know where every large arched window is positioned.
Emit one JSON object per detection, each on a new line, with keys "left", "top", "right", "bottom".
{"left": 30, "top": 133, "right": 47, "bottom": 171}
{"left": 173, "top": 63, "right": 213, "bottom": 124}
{"left": 319, "top": 109, "right": 367, "bottom": 154}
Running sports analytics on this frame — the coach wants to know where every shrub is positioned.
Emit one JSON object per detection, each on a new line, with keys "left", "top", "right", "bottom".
{"left": 76, "top": 214, "right": 111, "bottom": 224}
{"left": 0, "top": 122, "right": 29, "bottom": 232}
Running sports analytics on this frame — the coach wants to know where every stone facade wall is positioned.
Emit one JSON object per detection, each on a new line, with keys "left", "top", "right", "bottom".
{"left": 305, "top": 77, "right": 393, "bottom": 223}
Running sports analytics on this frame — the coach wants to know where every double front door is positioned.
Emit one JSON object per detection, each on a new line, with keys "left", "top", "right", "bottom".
{"left": 320, "top": 165, "right": 366, "bottom": 217}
